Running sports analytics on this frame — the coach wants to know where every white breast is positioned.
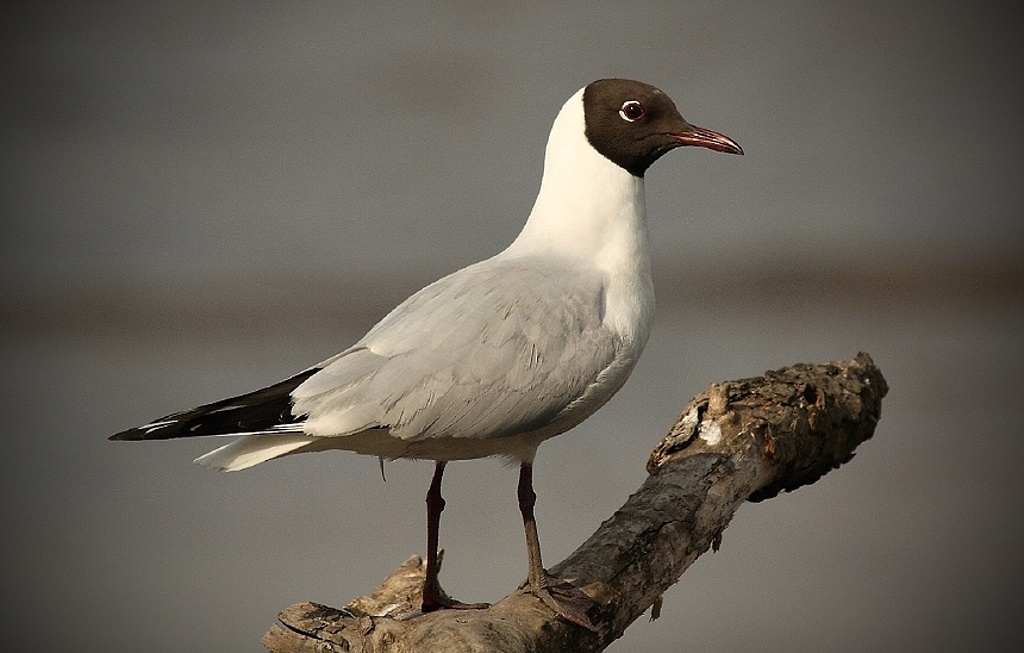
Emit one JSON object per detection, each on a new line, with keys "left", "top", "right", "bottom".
{"left": 503, "top": 88, "right": 655, "bottom": 351}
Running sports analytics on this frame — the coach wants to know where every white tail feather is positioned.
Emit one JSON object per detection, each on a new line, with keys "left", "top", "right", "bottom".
{"left": 194, "top": 434, "right": 319, "bottom": 472}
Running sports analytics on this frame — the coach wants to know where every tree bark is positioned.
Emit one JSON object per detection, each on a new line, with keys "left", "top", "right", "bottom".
{"left": 263, "top": 352, "right": 887, "bottom": 653}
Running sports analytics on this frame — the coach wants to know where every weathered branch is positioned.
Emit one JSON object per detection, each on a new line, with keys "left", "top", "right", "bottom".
{"left": 263, "top": 352, "right": 887, "bottom": 653}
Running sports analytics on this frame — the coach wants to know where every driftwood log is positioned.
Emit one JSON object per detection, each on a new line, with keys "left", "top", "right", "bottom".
{"left": 263, "top": 352, "right": 887, "bottom": 652}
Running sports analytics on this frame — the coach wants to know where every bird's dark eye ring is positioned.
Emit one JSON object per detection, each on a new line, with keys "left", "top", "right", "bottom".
{"left": 619, "top": 100, "right": 645, "bottom": 122}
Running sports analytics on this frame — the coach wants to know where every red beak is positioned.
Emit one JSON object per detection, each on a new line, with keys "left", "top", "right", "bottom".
{"left": 671, "top": 125, "right": 744, "bottom": 155}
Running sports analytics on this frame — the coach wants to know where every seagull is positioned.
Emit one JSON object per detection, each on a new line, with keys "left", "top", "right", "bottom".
{"left": 111, "top": 78, "right": 743, "bottom": 627}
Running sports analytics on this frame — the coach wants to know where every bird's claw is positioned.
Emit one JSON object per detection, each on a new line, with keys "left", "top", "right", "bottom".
{"left": 521, "top": 571, "right": 597, "bottom": 631}
{"left": 421, "top": 582, "right": 489, "bottom": 613}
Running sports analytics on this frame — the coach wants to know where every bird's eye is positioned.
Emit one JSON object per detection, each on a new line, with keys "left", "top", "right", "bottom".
{"left": 618, "top": 100, "right": 645, "bottom": 122}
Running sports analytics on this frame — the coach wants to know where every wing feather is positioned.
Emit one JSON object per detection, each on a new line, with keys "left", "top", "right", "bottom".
{"left": 295, "top": 256, "right": 621, "bottom": 443}
{"left": 114, "top": 255, "right": 630, "bottom": 467}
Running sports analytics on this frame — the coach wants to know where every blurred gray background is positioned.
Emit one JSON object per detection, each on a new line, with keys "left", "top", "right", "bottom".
{"left": 2, "top": 2, "right": 1022, "bottom": 651}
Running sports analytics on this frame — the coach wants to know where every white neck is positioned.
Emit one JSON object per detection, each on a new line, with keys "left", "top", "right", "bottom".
{"left": 502, "top": 88, "right": 654, "bottom": 343}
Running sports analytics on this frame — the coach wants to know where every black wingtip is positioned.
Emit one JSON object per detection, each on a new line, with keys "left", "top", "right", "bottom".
{"left": 107, "top": 368, "right": 319, "bottom": 442}
{"left": 108, "top": 416, "right": 185, "bottom": 441}
{"left": 109, "top": 429, "right": 148, "bottom": 441}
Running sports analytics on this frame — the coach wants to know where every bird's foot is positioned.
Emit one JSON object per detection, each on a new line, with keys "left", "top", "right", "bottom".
{"left": 421, "top": 582, "right": 489, "bottom": 613}
{"left": 520, "top": 571, "right": 597, "bottom": 631}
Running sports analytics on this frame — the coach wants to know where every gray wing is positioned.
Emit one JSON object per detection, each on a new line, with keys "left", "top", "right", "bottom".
{"left": 291, "top": 256, "right": 621, "bottom": 442}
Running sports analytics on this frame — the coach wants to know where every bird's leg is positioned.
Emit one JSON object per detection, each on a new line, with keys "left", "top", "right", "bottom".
{"left": 518, "top": 462, "right": 547, "bottom": 591}
{"left": 517, "top": 462, "right": 596, "bottom": 630}
{"left": 422, "top": 461, "right": 446, "bottom": 608}
{"left": 421, "top": 461, "right": 488, "bottom": 612}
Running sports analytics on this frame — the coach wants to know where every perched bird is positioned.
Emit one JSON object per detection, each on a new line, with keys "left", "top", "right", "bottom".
{"left": 111, "top": 78, "right": 743, "bottom": 627}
